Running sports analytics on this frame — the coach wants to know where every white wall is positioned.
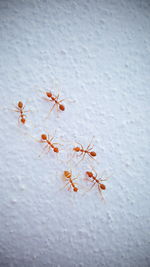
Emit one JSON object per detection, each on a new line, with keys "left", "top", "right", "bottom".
{"left": 0, "top": 0, "right": 150, "bottom": 266}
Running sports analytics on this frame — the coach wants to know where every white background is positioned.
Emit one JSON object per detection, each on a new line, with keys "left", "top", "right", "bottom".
{"left": 0, "top": 0, "right": 150, "bottom": 266}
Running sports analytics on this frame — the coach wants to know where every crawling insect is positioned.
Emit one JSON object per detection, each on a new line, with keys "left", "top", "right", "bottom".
{"left": 13, "top": 101, "right": 29, "bottom": 124}
{"left": 39, "top": 133, "right": 60, "bottom": 154}
{"left": 43, "top": 91, "right": 65, "bottom": 115}
{"left": 73, "top": 137, "right": 96, "bottom": 162}
{"left": 63, "top": 171, "right": 78, "bottom": 192}
{"left": 85, "top": 169, "right": 107, "bottom": 200}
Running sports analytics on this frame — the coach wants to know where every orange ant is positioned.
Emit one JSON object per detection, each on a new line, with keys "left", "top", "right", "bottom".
{"left": 63, "top": 171, "right": 78, "bottom": 192}
{"left": 13, "top": 101, "right": 29, "bottom": 124}
{"left": 73, "top": 137, "right": 96, "bottom": 162}
{"left": 39, "top": 133, "right": 60, "bottom": 154}
{"left": 85, "top": 169, "right": 107, "bottom": 200}
{"left": 43, "top": 91, "right": 65, "bottom": 115}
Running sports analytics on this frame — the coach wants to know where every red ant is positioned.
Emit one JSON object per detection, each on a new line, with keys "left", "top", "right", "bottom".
{"left": 43, "top": 91, "right": 65, "bottom": 115}
{"left": 63, "top": 171, "right": 78, "bottom": 192}
{"left": 39, "top": 133, "right": 61, "bottom": 154}
{"left": 85, "top": 169, "right": 107, "bottom": 200}
{"left": 13, "top": 101, "right": 29, "bottom": 124}
{"left": 73, "top": 137, "right": 96, "bottom": 162}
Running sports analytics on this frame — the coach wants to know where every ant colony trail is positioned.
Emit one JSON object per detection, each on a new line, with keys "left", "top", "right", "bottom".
{"left": 12, "top": 88, "right": 109, "bottom": 201}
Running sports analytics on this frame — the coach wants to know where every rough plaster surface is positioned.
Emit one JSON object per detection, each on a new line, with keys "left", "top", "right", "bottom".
{"left": 0, "top": 0, "right": 150, "bottom": 266}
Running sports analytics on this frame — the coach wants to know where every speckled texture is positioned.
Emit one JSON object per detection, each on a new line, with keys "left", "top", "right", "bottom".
{"left": 0, "top": 0, "right": 150, "bottom": 266}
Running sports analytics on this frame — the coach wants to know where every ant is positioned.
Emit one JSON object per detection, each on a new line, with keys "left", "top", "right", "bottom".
{"left": 73, "top": 137, "right": 96, "bottom": 162}
{"left": 85, "top": 168, "right": 107, "bottom": 200}
{"left": 43, "top": 91, "right": 65, "bottom": 115}
{"left": 13, "top": 101, "right": 29, "bottom": 124}
{"left": 39, "top": 133, "right": 60, "bottom": 154}
{"left": 63, "top": 171, "right": 78, "bottom": 192}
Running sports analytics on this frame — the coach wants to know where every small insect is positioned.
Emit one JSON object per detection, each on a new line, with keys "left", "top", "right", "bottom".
{"left": 14, "top": 101, "right": 29, "bottom": 124}
{"left": 63, "top": 171, "right": 78, "bottom": 192}
{"left": 39, "top": 133, "right": 60, "bottom": 154}
{"left": 73, "top": 137, "right": 96, "bottom": 162}
{"left": 43, "top": 91, "right": 65, "bottom": 115}
{"left": 85, "top": 169, "right": 107, "bottom": 200}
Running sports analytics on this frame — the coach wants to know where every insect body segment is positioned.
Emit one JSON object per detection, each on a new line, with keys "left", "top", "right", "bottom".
{"left": 86, "top": 170, "right": 106, "bottom": 199}
{"left": 40, "top": 134, "right": 59, "bottom": 153}
{"left": 43, "top": 91, "right": 65, "bottom": 115}
{"left": 63, "top": 171, "right": 78, "bottom": 192}
{"left": 14, "top": 101, "right": 29, "bottom": 124}
{"left": 73, "top": 139, "right": 96, "bottom": 162}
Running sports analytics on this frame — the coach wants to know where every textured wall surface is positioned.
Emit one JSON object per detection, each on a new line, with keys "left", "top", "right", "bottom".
{"left": 0, "top": 0, "right": 150, "bottom": 266}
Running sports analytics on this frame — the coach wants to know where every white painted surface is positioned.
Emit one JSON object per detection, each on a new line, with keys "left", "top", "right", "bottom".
{"left": 0, "top": 0, "right": 150, "bottom": 266}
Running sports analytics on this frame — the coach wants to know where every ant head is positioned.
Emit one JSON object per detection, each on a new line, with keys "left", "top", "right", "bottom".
{"left": 59, "top": 104, "right": 65, "bottom": 111}
{"left": 54, "top": 147, "right": 59, "bottom": 153}
{"left": 21, "top": 118, "right": 26, "bottom": 124}
{"left": 86, "top": 171, "right": 93, "bottom": 177}
{"left": 46, "top": 92, "right": 52, "bottom": 98}
{"left": 99, "top": 184, "right": 106, "bottom": 190}
{"left": 90, "top": 151, "right": 96, "bottom": 157}
{"left": 18, "top": 101, "right": 23, "bottom": 108}
{"left": 64, "top": 171, "right": 71, "bottom": 178}
{"left": 73, "top": 147, "right": 80, "bottom": 152}
{"left": 73, "top": 187, "right": 78, "bottom": 192}
{"left": 41, "top": 134, "right": 47, "bottom": 140}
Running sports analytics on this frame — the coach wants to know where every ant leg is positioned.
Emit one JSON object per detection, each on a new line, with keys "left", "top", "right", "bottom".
{"left": 98, "top": 186, "right": 105, "bottom": 202}
{"left": 86, "top": 136, "right": 95, "bottom": 151}
{"left": 24, "top": 110, "right": 31, "bottom": 113}
{"left": 45, "top": 103, "right": 56, "bottom": 119}
{"left": 89, "top": 181, "right": 97, "bottom": 191}
{"left": 47, "top": 133, "right": 51, "bottom": 141}
{"left": 76, "top": 152, "right": 86, "bottom": 165}
{"left": 89, "top": 153, "right": 96, "bottom": 160}
{"left": 82, "top": 181, "right": 96, "bottom": 196}
{"left": 11, "top": 104, "right": 20, "bottom": 111}
{"left": 38, "top": 144, "right": 49, "bottom": 157}
{"left": 90, "top": 166, "right": 98, "bottom": 178}
{"left": 97, "top": 170, "right": 109, "bottom": 182}
{"left": 12, "top": 107, "right": 20, "bottom": 112}
{"left": 88, "top": 145, "right": 94, "bottom": 151}
{"left": 56, "top": 103, "right": 60, "bottom": 118}
{"left": 81, "top": 152, "right": 86, "bottom": 161}
{"left": 83, "top": 176, "right": 91, "bottom": 182}
{"left": 18, "top": 115, "right": 21, "bottom": 125}
{"left": 42, "top": 97, "right": 53, "bottom": 102}
{"left": 45, "top": 145, "right": 51, "bottom": 154}
{"left": 67, "top": 184, "right": 72, "bottom": 191}
{"left": 58, "top": 98, "right": 65, "bottom": 103}
{"left": 76, "top": 142, "right": 84, "bottom": 151}
{"left": 55, "top": 93, "right": 60, "bottom": 100}
{"left": 49, "top": 130, "right": 56, "bottom": 142}
{"left": 76, "top": 151, "right": 84, "bottom": 158}
{"left": 49, "top": 103, "right": 56, "bottom": 113}
{"left": 59, "top": 98, "right": 75, "bottom": 103}
{"left": 59, "top": 182, "right": 70, "bottom": 191}
{"left": 52, "top": 143, "right": 63, "bottom": 148}
{"left": 72, "top": 178, "right": 77, "bottom": 181}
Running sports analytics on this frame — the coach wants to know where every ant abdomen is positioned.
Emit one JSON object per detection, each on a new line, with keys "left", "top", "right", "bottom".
{"left": 90, "top": 151, "right": 96, "bottom": 157}
{"left": 59, "top": 104, "right": 65, "bottom": 111}
{"left": 99, "top": 184, "right": 106, "bottom": 190}
{"left": 54, "top": 147, "right": 59, "bottom": 153}
{"left": 21, "top": 118, "right": 26, "bottom": 124}
{"left": 73, "top": 187, "right": 78, "bottom": 192}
